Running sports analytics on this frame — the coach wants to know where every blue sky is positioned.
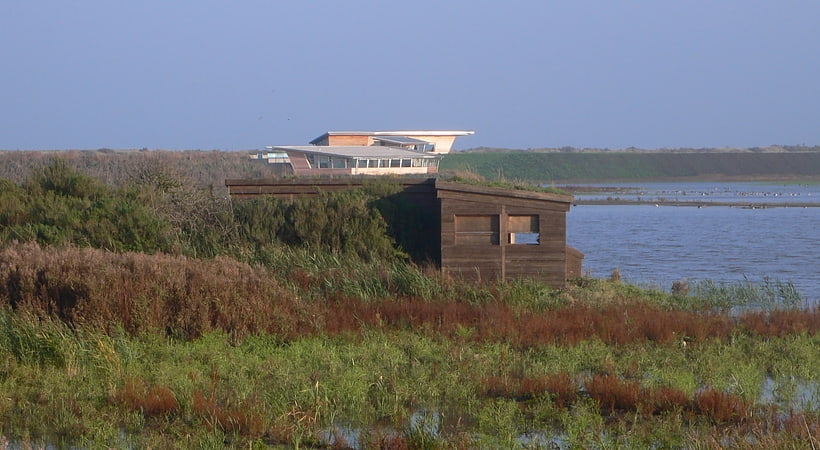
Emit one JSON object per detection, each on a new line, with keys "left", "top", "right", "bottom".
{"left": 2, "top": 1, "right": 819, "bottom": 150}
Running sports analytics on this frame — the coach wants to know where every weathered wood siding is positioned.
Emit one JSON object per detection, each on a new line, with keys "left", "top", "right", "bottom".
{"left": 566, "top": 246, "right": 584, "bottom": 279}
{"left": 437, "top": 182, "right": 573, "bottom": 287}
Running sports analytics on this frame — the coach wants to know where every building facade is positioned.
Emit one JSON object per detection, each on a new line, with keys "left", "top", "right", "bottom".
{"left": 259, "top": 130, "right": 474, "bottom": 177}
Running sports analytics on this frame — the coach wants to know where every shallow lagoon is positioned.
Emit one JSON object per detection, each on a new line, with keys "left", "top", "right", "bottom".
{"left": 566, "top": 182, "right": 820, "bottom": 304}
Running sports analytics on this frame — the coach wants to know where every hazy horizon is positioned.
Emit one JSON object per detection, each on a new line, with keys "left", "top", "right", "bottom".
{"left": 2, "top": 1, "right": 819, "bottom": 151}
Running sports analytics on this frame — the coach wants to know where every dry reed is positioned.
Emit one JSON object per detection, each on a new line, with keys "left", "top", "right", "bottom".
{"left": 112, "top": 377, "right": 179, "bottom": 417}
{"left": 2, "top": 243, "right": 819, "bottom": 348}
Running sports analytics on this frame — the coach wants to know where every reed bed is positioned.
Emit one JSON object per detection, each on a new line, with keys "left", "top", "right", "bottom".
{"left": 3, "top": 243, "right": 819, "bottom": 349}
{"left": 0, "top": 242, "right": 298, "bottom": 340}
{"left": 2, "top": 243, "right": 820, "bottom": 447}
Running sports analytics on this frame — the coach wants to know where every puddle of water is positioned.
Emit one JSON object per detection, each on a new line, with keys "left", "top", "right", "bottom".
{"left": 759, "top": 376, "right": 819, "bottom": 412}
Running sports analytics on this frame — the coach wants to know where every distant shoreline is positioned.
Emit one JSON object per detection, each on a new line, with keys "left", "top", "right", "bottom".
{"left": 572, "top": 199, "right": 820, "bottom": 208}
{"left": 441, "top": 151, "right": 820, "bottom": 183}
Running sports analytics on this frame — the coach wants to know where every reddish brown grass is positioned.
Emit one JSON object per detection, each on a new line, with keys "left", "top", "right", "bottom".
{"left": 582, "top": 375, "right": 749, "bottom": 424}
{"left": 586, "top": 374, "right": 642, "bottom": 413}
{"left": 0, "top": 242, "right": 299, "bottom": 340}
{"left": 112, "top": 377, "right": 179, "bottom": 417}
{"left": 2, "top": 243, "right": 819, "bottom": 346}
{"left": 545, "top": 372, "right": 578, "bottom": 408}
{"left": 375, "top": 433, "right": 409, "bottom": 450}
{"left": 320, "top": 297, "right": 738, "bottom": 348}
{"left": 481, "top": 376, "right": 513, "bottom": 399}
{"left": 191, "top": 390, "right": 265, "bottom": 436}
{"left": 740, "top": 307, "right": 820, "bottom": 337}
{"left": 648, "top": 386, "right": 690, "bottom": 414}
{"left": 482, "top": 370, "right": 777, "bottom": 426}
{"left": 778, "top": 411, "right": 820, "bottom": 441}
{"left": 691, "top": 389, "right": 750, "bottom": 424}
{"left": 481, "top": 372, "right": 577, "bottom": 407}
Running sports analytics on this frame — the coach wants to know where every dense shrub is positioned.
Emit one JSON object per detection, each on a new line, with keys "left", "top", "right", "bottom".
{"left": 284, "top": 188, "right": 402, "bottom": 261}
{"left": 1, "top": 161, "right": 177, "bottom": 253}
{"left": 1, "top": 160, "right": 411, "bottom": 263}
{"left": 231, "top": 187, "right": 406, "bottom": 262}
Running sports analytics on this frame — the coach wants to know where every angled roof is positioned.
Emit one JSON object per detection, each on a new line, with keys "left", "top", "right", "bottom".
{"left": 373, "top": 136, "right": 431, "bottom": 145}
{"left": 273, "top": 145, "right": 441, "bottom": 159}
{"left": 434, "top": 180, "right": 573, "bottom": 204}
{"left": 310, "top": 130, "right": 474, "bottom": 145}
{"left": 224, "top": 177, "right": 572, "bottom": 204}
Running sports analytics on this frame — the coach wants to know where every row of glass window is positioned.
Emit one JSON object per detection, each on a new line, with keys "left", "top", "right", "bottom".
{"left": 306, "top": 155, "right": 439, "bottom": 169}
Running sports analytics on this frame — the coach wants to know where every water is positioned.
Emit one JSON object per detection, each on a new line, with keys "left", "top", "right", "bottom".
{"left": 569, "top": 181, "right": 820, "bottom": 205}
{"left": 565, "top": 182, "right": 820, "bottom": 305}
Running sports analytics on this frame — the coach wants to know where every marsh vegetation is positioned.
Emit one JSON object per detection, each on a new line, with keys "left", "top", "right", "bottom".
{"left": 1, "top": 158, "right": 818, "bottom": 448}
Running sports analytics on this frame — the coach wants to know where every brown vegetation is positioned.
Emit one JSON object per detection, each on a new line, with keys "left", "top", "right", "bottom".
{"left": 740, "top": 308, "right": 820, "bottom": 337}
{"left": 482, "top": 372, "right": 577, "bottom": 406}
{"left": 691, "top": 389, "right": 750, "bottom": 424}
{"left": 0, "top": 242, "right": 295, "bottom": 340}
{"left": 481, "top": 370, "right": 754, "bottom": 425}
{"left": 191, "top": 390, "right": 266, "bottom": 436}
{"left": 322, "top": 296, "right": 738, "bottom": 347}
{"left": 3, "top": 243, "right": 820, "bottom": 348}
{"left": 112, "top": 377, "right": 179, "bottom": 417}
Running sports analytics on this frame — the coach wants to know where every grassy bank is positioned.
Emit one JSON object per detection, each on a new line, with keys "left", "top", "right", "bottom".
{"left": 440, "top": 151, "right": 820, "bottom": 183}
{"left": 4, "top": 149, "right": 820, "bottom": 193}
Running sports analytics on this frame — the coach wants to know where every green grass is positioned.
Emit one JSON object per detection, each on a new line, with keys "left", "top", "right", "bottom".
{"left": 441, "top": 152, "right": 820, "bottom": 183}
{"left": 691, "top": 277, "right": 805, "bottom": 311}
{"left": 2, "top": 303, "right": 819, "bottom": 447}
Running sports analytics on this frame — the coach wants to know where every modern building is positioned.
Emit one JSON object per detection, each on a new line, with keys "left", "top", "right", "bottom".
{"left": 308, "top": 130, "right": 473, "bottom": 154}
{"left": 225, "top": 177, "right": 583, "bottom": 287}
{"left": 260, "top": 130, "right": 474, "bottom": 176}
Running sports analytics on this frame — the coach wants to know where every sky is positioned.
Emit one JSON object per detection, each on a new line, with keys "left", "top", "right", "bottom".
{"left": 2, "top": 1, "right": 819, "bottom": 151}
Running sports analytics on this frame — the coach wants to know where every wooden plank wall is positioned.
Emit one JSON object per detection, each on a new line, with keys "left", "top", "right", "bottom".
{"left": 439, "top": 189, "right": 571, "bottom": 287}
{"left": 566, "top": 246, "right": 585, "bottom": 279}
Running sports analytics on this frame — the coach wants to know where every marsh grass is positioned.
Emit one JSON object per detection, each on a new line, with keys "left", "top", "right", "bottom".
{"left": 691, "top": 277, "right": 804, "bottom": 311}
{"left": 113, "top": 377, "right": 179, "bottom": 417}
{"left": 6, "top": 157, "right": 820, "bottom": 447}
{"left": 2, "top": 245, "right": 820, "bottom": 446}
{"left": 0, "top": 316, "right": 818, "bottom": 447}
{"left": 4, "top": 244, "right": 820, "bottom": 354}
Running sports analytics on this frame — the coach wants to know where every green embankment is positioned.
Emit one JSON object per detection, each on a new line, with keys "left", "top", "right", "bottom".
{"left": 440, "top": 151, "right": 820, "bottom": 183}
